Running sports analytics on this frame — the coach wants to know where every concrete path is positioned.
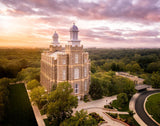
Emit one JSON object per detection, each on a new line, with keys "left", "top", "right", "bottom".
{"left": 135, "top": 90, "right": 160, "bottom": 126}
{"left": 129, "top": 92, "right": 147, "bottom": 126}
{"left": 86, "top": 108, "right": 126, "bottom": 126}
{"left": 130, "top": 90, "right": 160, "bottom": 126}
{"left": 25, "top": 84, "right": 46, "bottom": 126}
{"left": 74, "top": 96, "right": 128, "bottom": 126}
{"left": 31, "top": 103, "right": 46, "bottom": 126}
{"left": 76, "top": 95, "right": 117, "bottom": 111}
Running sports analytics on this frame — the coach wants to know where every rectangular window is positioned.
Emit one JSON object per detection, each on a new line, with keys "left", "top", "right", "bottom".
{"left": 84, "top": 58, "right": 87, "bottom": 63}
{"left": 75, "top": 54, "right": 78, "bottom": 63}
{"left": 75, "top": 84, "right": 78, "bottom": 94}
{"left": 84, "top": 81, "right": 87, "bottom": 91}
{"left": 84, "top": 67, "right": 87, "bottom": 77}
{"left": 62, "top": 69, "right": 66, "bottom": 80}
{"left": 74, "top": 68, "right": 79, "bottom": 79}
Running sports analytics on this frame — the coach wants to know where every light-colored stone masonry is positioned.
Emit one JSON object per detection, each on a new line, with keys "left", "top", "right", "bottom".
{"left": 40, "top": 24, "right": 91, "bottom": 99}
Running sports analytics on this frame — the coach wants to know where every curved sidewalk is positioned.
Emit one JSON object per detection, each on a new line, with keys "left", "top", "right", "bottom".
{"left": 129, "top": 92, "right": 147, "bottom": 126}
{"left": 86, "top": 108, "right": 126, "bottom": 126}
{"left": 130, "top": 90, "right": 160, "bottom": 126}
{"left": 75, "top": 96, "right": 129, "bottom": 126}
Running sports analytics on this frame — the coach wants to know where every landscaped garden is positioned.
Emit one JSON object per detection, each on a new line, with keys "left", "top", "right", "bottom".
{"left": 146, "top": 93, "right": 160, "bottom": 124}
{"left": 4, "top": 83, "right": 37, "bottom": 126}
{"left": 107, "top": 113, "right": 140, "bottom": 126}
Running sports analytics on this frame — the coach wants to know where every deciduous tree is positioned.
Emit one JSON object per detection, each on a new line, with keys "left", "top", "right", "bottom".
{"left": 27, "top": 79, "right": 40, "bottom": 90}
{"left": 117, "top": 93, "right": 128, "bottom": 108}
{"left": 60, "top": 110, "right": 97, "bottom": 126}
{"left": 47, "top": 82, "right": 78, "bottom": 125}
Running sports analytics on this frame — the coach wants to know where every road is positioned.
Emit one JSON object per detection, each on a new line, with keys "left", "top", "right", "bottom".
{"left": 135, "top": 90, "right": 160, "bottom": 126}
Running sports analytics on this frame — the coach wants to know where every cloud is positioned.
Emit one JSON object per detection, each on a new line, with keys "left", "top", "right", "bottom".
{"left": 0, "top": 0, "right": 160, "bottom": 48}
{"left": 1, "top": 0, "right": 160, "bottom": 22}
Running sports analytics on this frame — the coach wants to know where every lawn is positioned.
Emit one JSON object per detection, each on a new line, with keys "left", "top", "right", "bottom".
{"left": 146, "top": 93, "right": 160, "bottom": 124}
{"left": 3, "top": 83, "right": 38, "bottom": 126}
{"left": 111, "top": 100, "right": 129, "bottom": 111}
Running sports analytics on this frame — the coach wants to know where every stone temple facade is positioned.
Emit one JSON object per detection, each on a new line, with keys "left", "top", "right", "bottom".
{"left": 40, "top": 24, "right": 90, "bottom": 99}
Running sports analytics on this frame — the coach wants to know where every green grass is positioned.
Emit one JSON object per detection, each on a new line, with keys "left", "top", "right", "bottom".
{"left": 119, "top": 114, "right": 140, "bottom": 126}
{"left": 111, "top": 100, "right": 129, "bottom": 111}
{"left": 146, "top": 93, "right": 160, "bottom": 124}
{"left": 107, "top": 113, "right": 140, "bottom": 126}
{"left": 3, "top": 83, "right": 37, "bottom": 126}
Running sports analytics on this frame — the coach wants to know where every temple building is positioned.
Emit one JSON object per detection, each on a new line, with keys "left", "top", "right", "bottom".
{"left": 40, "top": 24, "right": 91, "bottom": 99}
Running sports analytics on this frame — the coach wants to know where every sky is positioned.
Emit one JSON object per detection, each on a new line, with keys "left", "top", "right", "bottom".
{"left": 0, "top": 0, "right": 160, "bottom": 48}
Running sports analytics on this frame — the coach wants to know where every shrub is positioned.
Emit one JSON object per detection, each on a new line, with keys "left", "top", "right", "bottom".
{"left": 89, "top": 112, "right": 104, "bottom": 123}
{"left": 83, "top": 95, "right": 89, "bottom": 102}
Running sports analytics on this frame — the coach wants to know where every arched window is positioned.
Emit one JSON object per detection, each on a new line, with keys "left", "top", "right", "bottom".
{"left": 74, "top": 68, "right": 79, "bottom": 79}
{"left": 84, "top": 80, "right": 87, "bottom": 91}
{"left": 75, "top": 84, "right": 78, "bottom": 94}
{"left": 62, "top": 69, "right": 66, "bottom": 80}
{"left": 75, "top": 54, "right": 78, "bottom": 63}
{"left": 84, "top": 67, "right": 87, "bottom": 77}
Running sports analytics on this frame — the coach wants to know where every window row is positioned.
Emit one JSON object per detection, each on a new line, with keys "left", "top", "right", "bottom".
{"left": 74, "top": 81, "right": 88, "bottom": 94}
{"left": 60, "top": 56, "right": 87, "bottom": 64}
{"left": 75, "top": 54, "right": 87, "bottom": 64}
{"left": 74, "top": 67, "right": 87, "bottom": 79}
{"left": 62, "top": 67, "right": 88, "bottom": 81}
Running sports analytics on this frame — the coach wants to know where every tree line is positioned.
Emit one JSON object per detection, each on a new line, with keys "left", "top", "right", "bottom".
{"left": 87, "top": 48, "right": 160, "bottom": 88}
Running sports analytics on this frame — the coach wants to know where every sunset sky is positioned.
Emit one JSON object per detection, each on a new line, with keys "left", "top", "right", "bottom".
{"left": 0, "top": 0, "right": 160, "bottom": 48}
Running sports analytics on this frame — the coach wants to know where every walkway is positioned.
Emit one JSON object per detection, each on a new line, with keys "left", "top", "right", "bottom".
{"left": 74, "top": 96, "right": 128, "bottom": 126}
{"left": 76, "top": 95, "right": 117, "bottom": 111}
{"left": 87, "top": 108, "right": 126, "bottom": 126}
{"left": 25, "top": 84, "right": 46, "bottom": 126}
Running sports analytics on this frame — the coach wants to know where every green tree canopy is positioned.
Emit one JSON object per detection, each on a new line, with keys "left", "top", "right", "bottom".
{"left": 27, "top": 79, "right": 40, "bottom": 90}
{"left": 60, "top": 110, "right": 97, "bottom": 126}
{"left": 117, "top": 93, "right": 128, "bottom": 108}
{"left": 151, "top": 72, "right": 160, "bottom": 88}
{"left": 30, "top": 86, "right": 47, "bottom": 108}
{"left": 47, "top": 82, "right": 78, "bottom": 125}
{"left": 89, "top": 76, "right": 103, "bottom": 100}
{"left": 17, "top": 67, "right": 40, "bottom": 82}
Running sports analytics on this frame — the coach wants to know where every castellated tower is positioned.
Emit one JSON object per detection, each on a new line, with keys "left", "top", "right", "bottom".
{"left": 40, "top": 24, "right": 90, "bottom": 99}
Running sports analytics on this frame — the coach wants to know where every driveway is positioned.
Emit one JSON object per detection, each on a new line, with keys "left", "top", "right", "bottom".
{"left": 135, "top": 90, "right": 160, "bottom": 126}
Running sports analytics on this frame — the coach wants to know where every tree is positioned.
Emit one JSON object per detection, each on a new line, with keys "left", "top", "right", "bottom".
{"left": 47, "top": 82, "right": 78, "bottom": 125}
{"left": 91, "top": 61, "right": 97, "bottom": 73}
{"left": 111, "top": 63, "right": 117, "bottom": 71}
{"left": 151, "top": 72, "right": 160, "bottom": 88}
{"left": 16, "top": 67, "right": 40, "bottom": 82}
{"left": 147, "top": 62, "right": 160, "bottom": 73}
{"left": 27, "top": 79, "right": 40, "bottom": 90}
{"left": 89, "top": 76, "right": 103, "bottom": 99}
{"left": 122, "top": 79, "right": 136, "bottom": 99}
{"left": 19, "top": 58, "right": 28, "bottom": 69}
{"left": 117, "top": 93, "right": 128, "bottom": 108}
{"left": 0, "top": 78, "right": 9, "bottom": 122}
{"left": 30, "top": 86, "right": 47, "bottom": 108}
{"left": 60, "top": 110, "right": 97, "bottom": 126}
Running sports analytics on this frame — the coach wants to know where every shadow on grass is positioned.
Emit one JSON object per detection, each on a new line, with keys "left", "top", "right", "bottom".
{"left": 3, "top": 83, "right": 37, "bottom": 126}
